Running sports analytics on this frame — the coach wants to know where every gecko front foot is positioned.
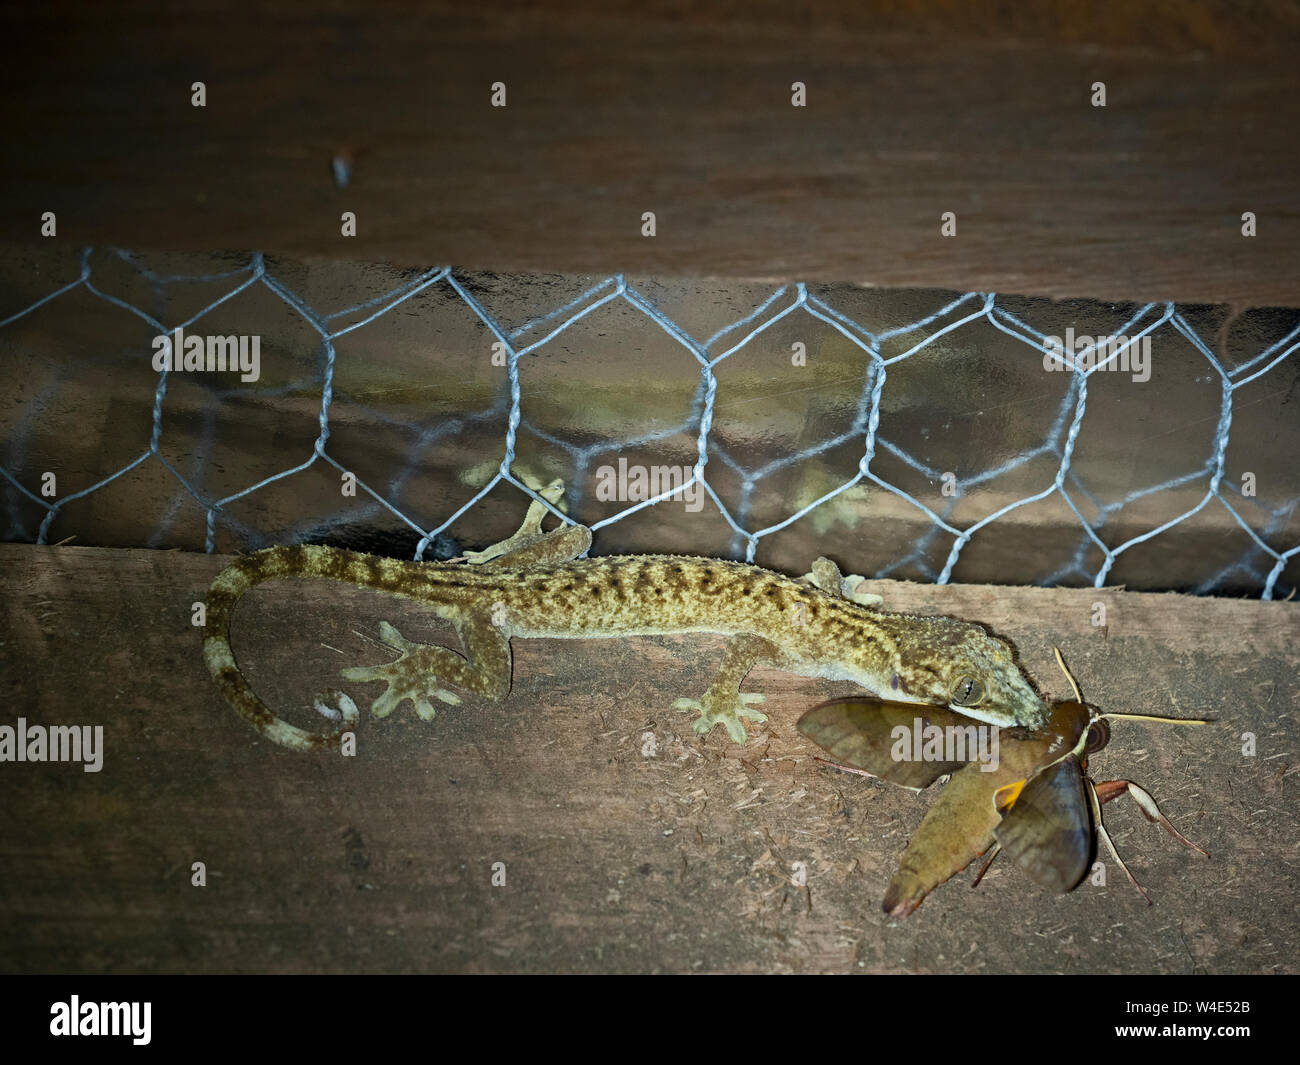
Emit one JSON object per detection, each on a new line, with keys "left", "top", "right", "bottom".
{"left": 341, "top": 622, "right": 464, "bottom": 722}
{"left": 672, "top": 692, "right": 768, "bottom": 744}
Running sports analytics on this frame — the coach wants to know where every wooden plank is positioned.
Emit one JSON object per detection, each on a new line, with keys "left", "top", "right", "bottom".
{"left": 0, "top": 542, "right": 1296, "bottom": 973}
{"left": 1, "top": 1, "right": 1298, "bottom": 304}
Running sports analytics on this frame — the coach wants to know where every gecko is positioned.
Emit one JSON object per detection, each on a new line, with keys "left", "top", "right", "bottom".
{"left": 203, "top": 482, "right": 1049, "bottom": 751}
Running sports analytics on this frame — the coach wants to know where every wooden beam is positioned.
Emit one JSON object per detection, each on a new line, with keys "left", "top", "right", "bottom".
{"left": 1, "top": 542, "right": 1295, "bottom": 972}
{"left": 1, "top": 1, "right": 1298, "bottom": 304}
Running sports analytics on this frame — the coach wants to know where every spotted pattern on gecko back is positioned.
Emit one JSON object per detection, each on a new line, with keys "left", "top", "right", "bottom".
{"left": 203, "top": 533, "right": 1048, "bottom": 751}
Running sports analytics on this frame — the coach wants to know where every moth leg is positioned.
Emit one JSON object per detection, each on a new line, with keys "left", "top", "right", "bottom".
{"left": 341, "top": 612, "right": 510, "bottom": 723}
{"left": 970, "top": 844, "right": 1000, "bottom": 889}
{"left": 1086, "top": 779, "right": 1153, "bottom": 904}
{"left": 1092, "top": 779, "right": 1209, "bottom": 856}
{"left": 462, "top": 478, "right": 589, "bottom": 567}
{"left": 811, "top": 756, "right": 885, "bottom": 781}
{"left": 803, "top": 557, "right": 882, "bottom": 607}
{"left": 672, "top": 633, "right": 785, "bottom": 744}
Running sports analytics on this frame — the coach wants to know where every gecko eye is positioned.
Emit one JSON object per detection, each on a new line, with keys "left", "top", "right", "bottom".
{"left": 1084, "top": 719, "right": 1110, "bottom": 755}
{"left": 950, "top": 675, "right": 985, "bottom": 707}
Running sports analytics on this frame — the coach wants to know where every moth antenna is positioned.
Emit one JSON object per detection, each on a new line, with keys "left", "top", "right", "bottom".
{"left": 971, "top": 845, "right": 1000, "bottom": 889}
{"left": 1102, "top": 712, "right": 1210, "bottom": 726}
{"left": 1053, "top": 647, "right": 1084, "bottom": 702}
{"left": 1086, "top": 778, "right": 1152, "bottom": 905}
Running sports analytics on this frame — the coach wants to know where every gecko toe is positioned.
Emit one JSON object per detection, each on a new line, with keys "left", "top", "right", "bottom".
{"left": 370, "top": 687, "right": 403, "bottom": 719}
{"left": 377, "top": 621, "right": 414, "bottom": 650}
{"left": 676, "top": 693, "right": 764, "bottom": 743}
{"left": 311, "top": 689, "right": 360, "bottom": 727}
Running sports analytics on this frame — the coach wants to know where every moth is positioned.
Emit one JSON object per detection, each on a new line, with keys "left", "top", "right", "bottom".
{"left": 797, "top": 652, "right": 1208, "bottom": 917}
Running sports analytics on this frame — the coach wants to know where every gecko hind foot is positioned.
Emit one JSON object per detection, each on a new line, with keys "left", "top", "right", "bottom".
{"left": 842, "top": 577, "right": 883, "bottom": 607}
{"left": 341, "top": 622, "right": 464, "bottom": 722}
{"left": 672, "top": 692, "right": 767, "bottom": 744}
{"left": 804, "top": 557, "right": 883, "bottom": 607}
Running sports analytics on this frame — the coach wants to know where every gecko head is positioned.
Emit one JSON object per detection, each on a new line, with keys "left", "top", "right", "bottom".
{"left": 895, "top": 621, "right": 1049, "bottom": 730}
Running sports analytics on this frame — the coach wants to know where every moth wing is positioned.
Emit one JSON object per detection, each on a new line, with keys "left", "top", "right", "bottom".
{"left": 798, "top": 696, "right": 973, "bottom": 789}
{"left": 993, "top": 755, "right": 1092, "bottom": 893}
{"left": 882, "top": 761, "right": 1008, "bottom": 916}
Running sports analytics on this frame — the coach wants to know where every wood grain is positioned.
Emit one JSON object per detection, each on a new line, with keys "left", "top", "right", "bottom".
{"left": 0, "top": 542, "right": 1295, "bottom": 972}
{"left": 1, "top": 1, "right": 1298, "bottom": 304}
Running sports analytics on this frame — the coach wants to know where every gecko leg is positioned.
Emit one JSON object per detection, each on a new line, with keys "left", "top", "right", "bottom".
{"left": 804, "top": 556, "right": 882, "bottom": 607}
{"left": 341, "top": 613, "right": 510, "bottom": 722}
{"left": 673, "top": 633, "right": 785, "bottom": 743}
{"left": 1092, "top": 779, "right": 1209, "bottom": 856}
{"left": 462, "top": 478, "right": 570, "bottom": 564}
{"left": 460, "top": 477, "right": 594, "bottom": 570}
{"left": 474, "top": 523, "right": 592, "bottom": 570}
{"left": 340, "top": 482, "right": 585, "bottom": 725}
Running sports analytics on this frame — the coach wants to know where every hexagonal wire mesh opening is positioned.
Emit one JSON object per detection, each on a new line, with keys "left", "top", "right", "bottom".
{"left": 1, "top": 247, "right": 1296, "bottom": 598}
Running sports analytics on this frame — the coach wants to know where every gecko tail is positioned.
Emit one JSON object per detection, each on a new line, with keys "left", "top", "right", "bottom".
{"left": 202, "top": 544, "right": 369, "bottom": 751}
